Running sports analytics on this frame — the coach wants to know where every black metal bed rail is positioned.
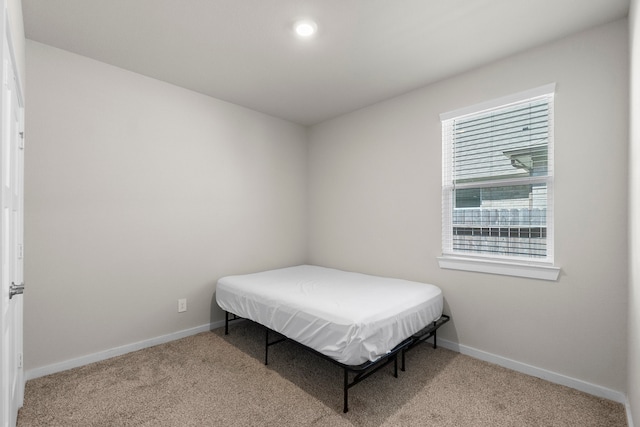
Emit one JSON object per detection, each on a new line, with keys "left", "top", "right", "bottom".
{"left": 223, "top": 311, "right": 451, "bottom": 413}
{"left": 224, "top": 311, "right": 243, "bottom": 335}
{"left": 401, "top": 314, "right": 451, "bottom": 371}
{"left": 340, "top": 338, "right": 413, "bottom": 413}
{"left": 265, "top": 326, "right": 413, "bottom": 413}
{"left": 224, "top": 311, "right": 410, "bottom": 413}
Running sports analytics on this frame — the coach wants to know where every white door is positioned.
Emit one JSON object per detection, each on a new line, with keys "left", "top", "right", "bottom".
{"left": 0, "top": 31, "right": 24, "bottom": 427}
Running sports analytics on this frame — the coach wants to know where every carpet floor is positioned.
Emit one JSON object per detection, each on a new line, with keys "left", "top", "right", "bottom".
{"left": 17, "top": 321, "right": 626, "bottom": 426}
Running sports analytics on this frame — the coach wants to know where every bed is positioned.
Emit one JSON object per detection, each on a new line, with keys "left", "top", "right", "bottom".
{"left": 216, "top": 264, "right": 449, "bottom": 412}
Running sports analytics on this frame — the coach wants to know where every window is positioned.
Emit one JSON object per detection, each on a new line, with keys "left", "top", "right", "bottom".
{"left": 438, "top": 84, "right": 560, "bottom": 280}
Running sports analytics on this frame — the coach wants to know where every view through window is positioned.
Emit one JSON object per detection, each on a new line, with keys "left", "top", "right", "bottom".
{"left": 441, "top": 87, "right": 554, "bottom": 263}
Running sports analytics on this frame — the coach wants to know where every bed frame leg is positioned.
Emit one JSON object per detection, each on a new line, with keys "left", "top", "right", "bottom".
{"left": 394, "top": 354, "right": 398, "bottom": 378}
{"left": 343, "top": 369, "right": 349, "bottom": 413}
{"left": 225, "top": 311, "right": 229, "bottom": 335}
{"left": 401, "top": 349, "right": 406, "bottom": 372}
{"left": 433, "top": 328, "right": 437, "bottom": 349}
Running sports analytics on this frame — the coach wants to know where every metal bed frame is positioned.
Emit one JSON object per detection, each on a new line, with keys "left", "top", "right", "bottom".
{"left": 224, "top": 311, "right": 450, "bottom": 412}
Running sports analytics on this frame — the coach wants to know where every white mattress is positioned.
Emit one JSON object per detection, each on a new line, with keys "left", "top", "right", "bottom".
{"left": 216, "top": 265, "right": 443, "bottom": 365}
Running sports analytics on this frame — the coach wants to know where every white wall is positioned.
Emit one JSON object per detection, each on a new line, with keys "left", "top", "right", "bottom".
{"left": 629, "top": 0, "right": 640, "bottom": 423}
{"left": 24, "top": 41, "right": 308, "bottom": 371}
{"left": 308, "top": 19, "right": 629, "bottom": 394}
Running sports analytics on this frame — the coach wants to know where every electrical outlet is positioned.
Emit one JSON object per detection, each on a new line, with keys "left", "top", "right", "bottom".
{"left": 178, "top": 298, "right": 187, "bottom": 313}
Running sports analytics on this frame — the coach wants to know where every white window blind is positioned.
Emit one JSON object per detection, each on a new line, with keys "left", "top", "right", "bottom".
{"left": 441, "top": 85, "right": 555, "bottom": 265}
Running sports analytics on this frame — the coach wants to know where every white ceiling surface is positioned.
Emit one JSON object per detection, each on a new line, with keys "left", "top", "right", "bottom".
{"left": 23, "top": 0, "right": 629, "bottom": 126}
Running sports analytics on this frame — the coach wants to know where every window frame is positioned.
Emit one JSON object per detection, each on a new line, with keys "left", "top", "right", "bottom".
{"left": 437, "top": 84, "right": 560, "bottom": 281}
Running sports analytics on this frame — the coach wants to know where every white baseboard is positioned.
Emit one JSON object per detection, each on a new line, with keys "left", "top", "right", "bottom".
{"left": 25, "top": 320, "right": 225, "bottom": 381}
{"left": 435, "top": 338, "right": 627, "bottom": 404}
{"left": 627, "top": 397, "right": 635, "bottom": 427}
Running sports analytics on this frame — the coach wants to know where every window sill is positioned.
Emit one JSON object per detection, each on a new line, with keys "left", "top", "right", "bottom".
{"left": 437, "top": 255, "right": 560, "bottom": 281}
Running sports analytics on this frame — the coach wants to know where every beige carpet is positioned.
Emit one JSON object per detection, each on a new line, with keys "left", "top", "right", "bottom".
{"left": 18, "top": 321, "right": 626, "bottom": 426}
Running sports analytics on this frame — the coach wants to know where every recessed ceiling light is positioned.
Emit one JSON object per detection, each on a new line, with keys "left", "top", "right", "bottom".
{"left": 294, "top": 20, "right": 317, "bottom": 38}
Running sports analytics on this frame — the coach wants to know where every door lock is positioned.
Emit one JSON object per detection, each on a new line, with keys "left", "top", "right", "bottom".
{"left": 9, "top": 282, "right": 24, "bottom": 299}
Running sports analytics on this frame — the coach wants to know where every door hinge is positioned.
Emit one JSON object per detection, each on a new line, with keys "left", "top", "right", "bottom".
{"left": 19, "top": 131, "right": 24, "bottom": 150}
{"left": 9, "top": 282, "right": 24, "bottom": 299}
{"left": 18, "top": 353, "right": 23, "bottom": 369}
{"left": 18, "top": 243, "right": 23, "bottom": 259}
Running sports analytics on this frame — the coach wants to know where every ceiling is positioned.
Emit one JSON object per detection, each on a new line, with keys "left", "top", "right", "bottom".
{"left": 22, "top": 0, "right": 630, "bottom": 126}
